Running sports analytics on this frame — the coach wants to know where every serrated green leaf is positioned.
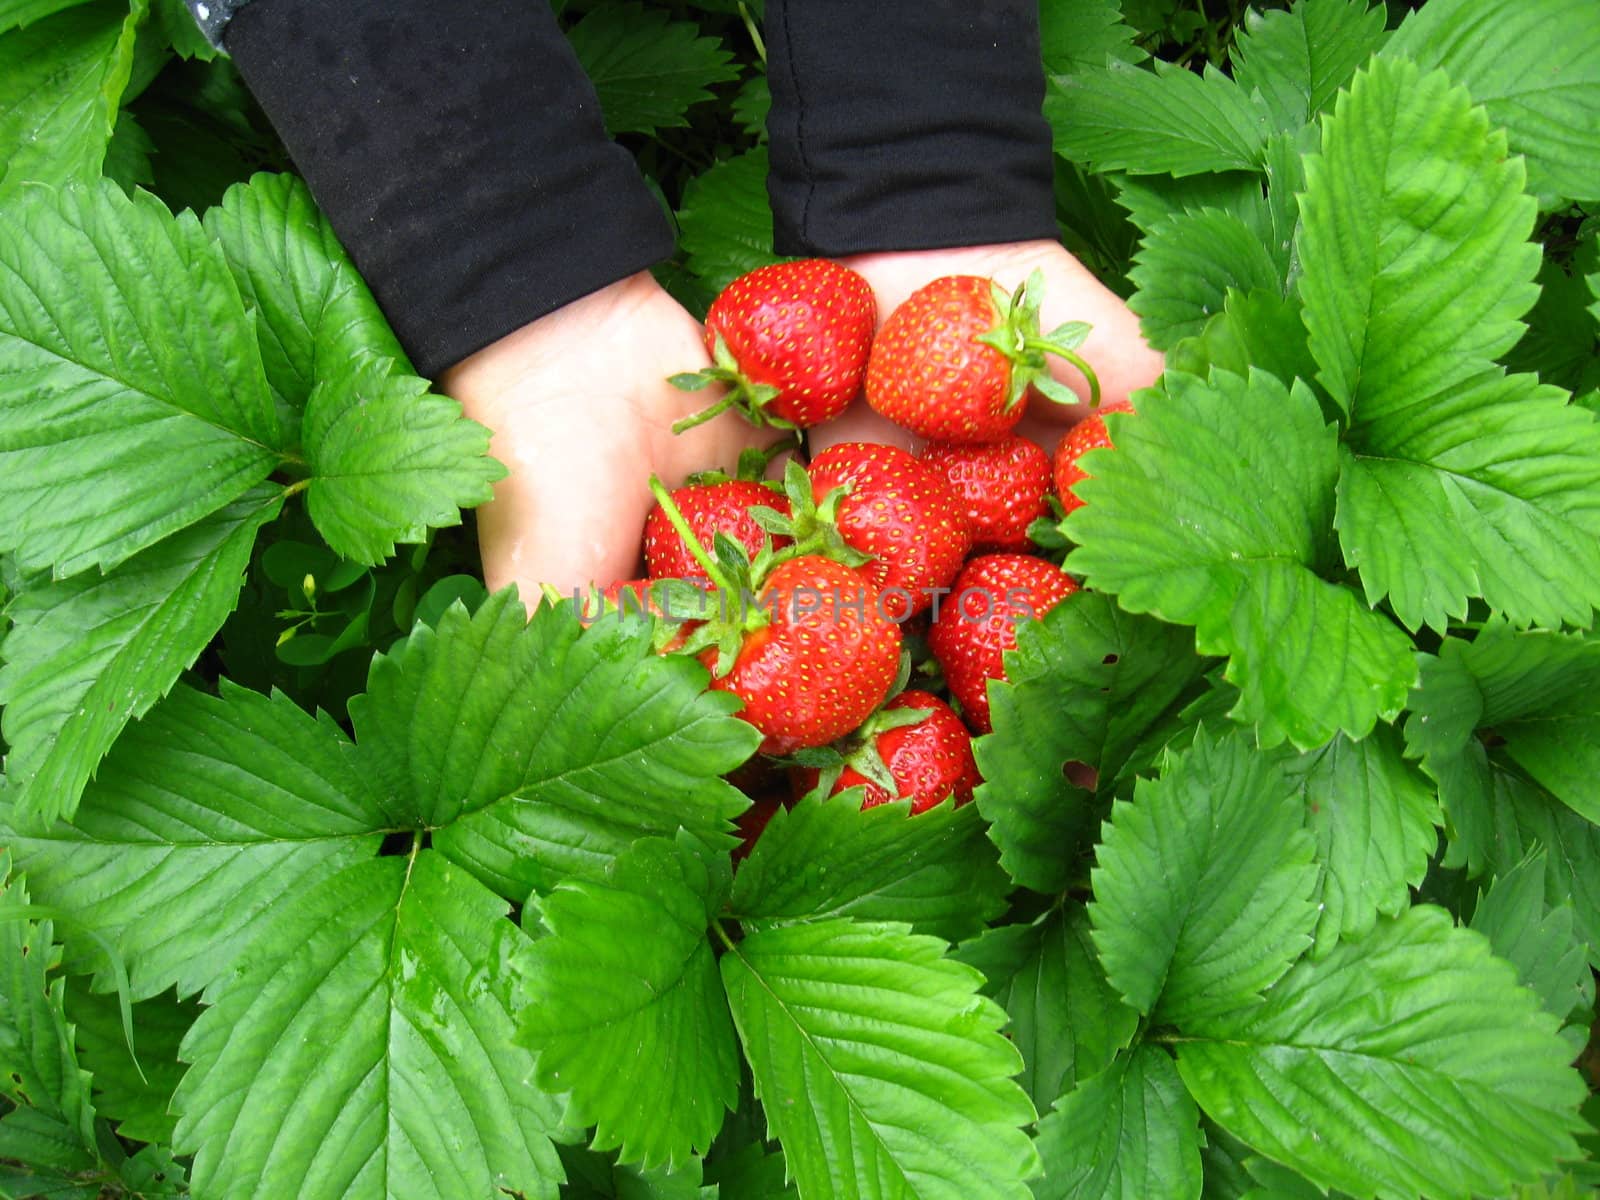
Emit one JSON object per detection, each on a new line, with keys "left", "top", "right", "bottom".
{"left": 1040, "top": 0, "right": 1144, "bottom": 76}
{"left": 1129, "top": 208, "right": 1284, "bottom": 350}
{"left": 151, "top": 0, "right": 214, "bottom": 59}
{"left": 1505, "top": 257, "right": 1600, "bottom": 394}
{"left": 1065, "top": 370, "right": 1416, "bottom": 749}
{"left": 677, "top": 147, "right": 784, "bottom": 297}
{"left": 204, "top": 171, "right": 410, "bottom": 417}
{"left": 566, "top": 2, "right": 738, "bottom": 136}
{"left": 0, "top": 1, "right": 142, "bottom": 201}
{"left": 728, "top": 792, "right": 1009, "bottom": 946}
{"left": 0, "top": 485, "right": 279, "bottom": 825}
{"left": 302, "top": 353, "right": 502, "bottom": 565}
{"left": 0, "top": 857, "right": 99, "bottom": 1171}
{"left": 1045, "top": 60, "right": 1269, "bottom": 177}
{"left": 703, "top": 1141, "right": 793, "bottom": 1199}
{"left": 1, "top": 680, "right": 386, "bottom": 1000}
{"left": 516, "top": 837, "right": 738, "bottom": 1170}
{"left": 1230, "top": 0, "right": 1389, "bottom": 133}
{"left": 0, "top": 0, "right": 91, "bottom": 31}
{"left": 721, "top": 918, "right": 1039, "bottom": 1200}
{"left": 1279, "top": 725, "right": 1439, "bottom": 952}
{"left": 1470, "top": 850, "right": 1594, "bottom": 1027}
{"left": 64, "top": 987, "right": 197, "bottom": 1145}
{"left": 977, "top": 590, "right": 1209, "bottom": 893}
{"left": 0, "top": 179, "right": 282, "bottom": 577}
{"left": 559, "top": 1143, "right": 716, "bottom": 1200}
{"left": 1090, "top": 726, "right": 1319, "bottom": 1024}
{"left": 428, "top": 596, "right": 757, "bottom": 899}
{"left": 1177, "top": 906, "right": 1587, "bottom": 1200}
{"left": 1300, "top": 58, "right": 1540, "bottom": 424}
{"left": 964, "top": 906, "right": 1139, "bottom": 1112}
{"left": 175, "top": 852, "right": 565, "bottom": 1200}
{"left": 1111, "top": 171, "right": 1270, "bottom": 239}
{"left": 1404, "top": 621, "right": 1600, "bottom": 829}
{"left": 1032, "top": 1045, "right": 1203, "bottom": 1200}
{"left": 1384, "top": 0, "right": 1600, "bottom": 203}
{"left": 0, "top": 1106, "right": 99, "bottom": 1183}
{"left": 1299, "top": 62, "right": 1600, "bottom": 630}
{"left": 1166, "top": 290, "right": 1316, "bottom": 388}
{"left": 731, "top": 72, "right": 769, "bottom": 139}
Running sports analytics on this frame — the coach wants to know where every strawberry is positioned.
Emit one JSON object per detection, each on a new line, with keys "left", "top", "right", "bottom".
{"left": 649, "top": 475, "right": 901, "bottom": 756}
{"left": 644, "top": 479, "right": 790, "bottom": 579}
{"left": 928, "top": 554, "right": 1078, "bottom": 734}
{"left": 865, "top": 270, "right": 1100, "bottom": 442}
{"left": 1054, "top": 400, "right": 1134, "bottom": 515}
{"left": 794, "top": 690, "right": 980, "bottom": 814}
{"left": 920, "top": 436, "right": 1053, "bottom": 553}
{"left": 705, "top": 555, "right": 902, "bottom": 755}
{"left": 797, "top": 443, "right": 971, "bottom": 618}
{"left": 670, "top": 258, "right": 876, "bottom": 431}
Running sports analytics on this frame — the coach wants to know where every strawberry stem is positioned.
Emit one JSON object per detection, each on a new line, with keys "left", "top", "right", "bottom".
{"left": 1022, "top": 338, "right": 1102, "bottom": 408}
{"left": 647, "top": 475, "right": 740, "bottom": 597}
{"left": 670, "top": 389, "right": 740, "bottom": 434}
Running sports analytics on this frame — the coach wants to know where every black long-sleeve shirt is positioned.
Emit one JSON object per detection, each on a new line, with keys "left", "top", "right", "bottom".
{"left": 198, "top": 0, "right": 1056, "bottom": 378}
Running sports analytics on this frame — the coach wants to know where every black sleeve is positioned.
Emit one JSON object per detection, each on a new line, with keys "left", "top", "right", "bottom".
{"left": 763, "top": 0, "right": 1058, "bottom": 257}
{"left": 222, "top": 0, "right": 674, "bottom": 379}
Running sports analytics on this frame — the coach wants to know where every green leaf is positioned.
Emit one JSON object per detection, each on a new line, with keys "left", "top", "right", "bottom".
{"left": 704, "top": 1141, "right": 794, "bottom": 1199}
{"left": 721, "top": 918, "right": 1039, "bottom": 1200}
{"left": 151, "top": 0, "right": 214, "bottom": 59}
{"left": 1300, "top": 58, "right": 1540, "bottom": 424}
{"left": 963, "top": 906, "right": 1139, "bottom": 1112}
{"left": 428, "top": 596, "right": 758, "bottom": 899}
{"left": 1032, "top": 1046, "right": 1203, "bottom": 1200}
{"left": 0, "top": 856, "right": 99, "bottom": 1172}
{"left": 1230, "top": 0, "right": 1389, "bottom": 133}
{"left": 301, "top": 353, "right": 502, "bottom": 565}
{"left": 728, "top": 792, "right": 1010, "bottom": 946}
{"left": 1090, "top": 726, "right": 1319, "bottom": 1025}
{"left": 1166, "top": 290, "right": 1317, "bottom": 389}
{"left": 1176, "top": 906, "right": 1588, "bottom": 1200}
{"left": 1404, "top": 622, "right": 1600, "bottom": 828}
{"left": 677, "top": 147, "right": 784, "bottom": 298}
{"left": 1045, "top": 60, "right": 1269, "bottom": 177}
{"left": 64, "top": 986, "right": 197, "bottom": 1145}
{"left": 1064, "top": 370, "right": 1416, "bottom": 749}
{"left": 1, "top": 680, "right": 387, "bottom": 1000}
{"left": 1128, "top": 209, "right": 1284, "bottom": 350}
{"left": 1505, "top": 257, "right": 1600, "bottom": 394}
{"left": 1278, "top": 725, "right": 1439, "bottom": 953}
{"left": 0, "top": 1, "right": 143, "bottom": 200}
{"left": 1299, "top": 61, "right": 1600, "bottom": 630}
{"left": 559, "top": 1144, "right": 716, "bottom": 1200}
{"left": 731, "top": 73, "right": 769, "bottom": 139}
{"left": 1039, "top": 0, "right": 1144, "bottom": 76}
{"left": 175, "top": 852, "right": 566, "bottom": 1200}
{"left": 0, "top": 0, "right": 91, "bottom": 31}
{"left": 515, "top": 837, "right": 738, "bottom": 1170}
{"left": 204, "top": 172, "right": 410, "bottom": 416}
{"left": 566, "top": 2, "right": 737, "bottom": 137}
{"left": 976, "top": 591, "right": 1209, "bottom": 893}
{"left": 1384, "top": 0, "right": 1600, "bottom": 203}
{"left": 0, "top": 485, "right": 279, "bottom": 825}
{"left": 1470, "top": 850, "right": 1595, "bottom": 1029}
{"left": 0, "top": 179, "right": 282, "bottom": 577}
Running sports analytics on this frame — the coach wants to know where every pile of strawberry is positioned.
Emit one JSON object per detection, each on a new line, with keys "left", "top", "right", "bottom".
{"left": 599, "top": 258, "right": 1125, "bottom": 832}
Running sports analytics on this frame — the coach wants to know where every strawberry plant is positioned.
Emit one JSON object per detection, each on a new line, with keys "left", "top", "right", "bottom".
{"left": 2, "top": 0, "right": 1600, "bottom": 1198}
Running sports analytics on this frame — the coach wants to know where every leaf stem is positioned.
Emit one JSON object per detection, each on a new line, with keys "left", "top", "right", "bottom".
{"left": 738, "top": 1, "right": 767, "bottom": 64}
{"left": 711, "top": 918, "right": 738, "bottom": 953}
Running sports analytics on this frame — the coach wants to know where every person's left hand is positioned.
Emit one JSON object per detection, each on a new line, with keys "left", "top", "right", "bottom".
{"left": 438, "top": 271, "right": 775, "bottom": 599}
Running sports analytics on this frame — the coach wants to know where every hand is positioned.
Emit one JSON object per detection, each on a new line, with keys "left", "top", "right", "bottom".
{"left": 438, "top": 271, "right": 772, "bottom": 598}
{"left": 810, "top": 239, "right": 1165, "bottom": 455}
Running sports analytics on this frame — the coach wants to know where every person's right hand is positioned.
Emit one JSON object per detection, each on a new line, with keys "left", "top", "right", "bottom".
{"left": 438, "top": 271, "right": 774, "bottom": 600}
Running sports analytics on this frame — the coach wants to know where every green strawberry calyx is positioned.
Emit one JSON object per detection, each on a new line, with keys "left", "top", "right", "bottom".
{"left": 975, "top": 268, "right": 1103, "bottom": 412}
{"left": 748, "top": 459, "right": 876, "bottom": 571}
{"left": 668, "top": 332, "right": 790, "bottom": 433}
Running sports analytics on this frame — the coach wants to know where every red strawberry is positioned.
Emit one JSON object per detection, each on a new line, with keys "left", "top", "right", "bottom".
{"left": 794, "top": 690, "right": 980, "bottom": 814}
{"left": 928, "top": 554, "right": 1078, "bottom": 734}
{"left": 1054, "top": 400, "right": 1134, "bottom": 515}
{"left": 920, "top": 436, "right": 1053, "bottom": 553}
{"left": 804, "top": 443, "right": 971, "bottom": 618}
{"left": 706, "top": 555, "right": 902, "bottom": 755}
{"left": 865, "top": 271, "right": 1100, "bottom": 442}
{"left": 643, "top": 479, "right": 789, "bottom": 579}
{"left": 671, "top": 259, "right": 876, "bottom": 430}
